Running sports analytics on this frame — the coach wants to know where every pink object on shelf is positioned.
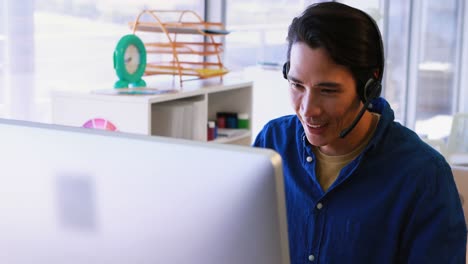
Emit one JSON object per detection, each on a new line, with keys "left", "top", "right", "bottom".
{"left": 82, "top": 118, "right": 117, "bottom": 131}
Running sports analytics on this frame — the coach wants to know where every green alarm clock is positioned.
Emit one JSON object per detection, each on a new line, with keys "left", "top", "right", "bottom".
{"left": 113, "top": 34, "right": 147, "bottom": 88}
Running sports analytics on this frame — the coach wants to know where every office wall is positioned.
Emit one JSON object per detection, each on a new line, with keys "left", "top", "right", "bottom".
{"left": 243, "top": 65, "right": 294, "bottom": 140}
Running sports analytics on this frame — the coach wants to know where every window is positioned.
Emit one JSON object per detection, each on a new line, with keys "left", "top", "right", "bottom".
{"left": 411, "top": 0, "right": 462, "bottom": 139}
{"left": 0, "top": 0, "right": 204, "bottom": 121}
{"left": 224, "top": 0, "right": 324, "bottom": 71}
{"left": 384, "top": 0, "right": 410, "bottom": 123}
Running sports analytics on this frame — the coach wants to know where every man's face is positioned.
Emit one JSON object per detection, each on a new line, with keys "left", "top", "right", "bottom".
{"left": 287, "top": 42, "right": 364, "bottom": 155}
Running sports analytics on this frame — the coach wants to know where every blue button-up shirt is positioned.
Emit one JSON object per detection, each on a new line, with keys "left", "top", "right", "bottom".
{"left": 253, "top": 97, "right": 466, "bottom": 263}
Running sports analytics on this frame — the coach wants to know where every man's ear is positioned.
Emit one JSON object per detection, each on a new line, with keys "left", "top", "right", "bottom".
{"left": 373, "top": 69, "right": 380, "bottom": 79}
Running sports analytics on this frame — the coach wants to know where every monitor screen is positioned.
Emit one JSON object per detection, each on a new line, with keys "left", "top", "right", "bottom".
{"left": 0, "top": 119, "right": 289, "bottom": 264}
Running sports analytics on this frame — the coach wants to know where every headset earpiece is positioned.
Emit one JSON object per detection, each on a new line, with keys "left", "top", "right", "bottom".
{"left": 282, "top": 62, "right": 290, "bottom": 80}
{"left": 362, "top": 77, "right": 382, "bottom": 104}
{"left": 363, "top": 78, "right": 375, "bottom": 102}
{"left": 340, "top": 77, "right": 382, "bottom": 138}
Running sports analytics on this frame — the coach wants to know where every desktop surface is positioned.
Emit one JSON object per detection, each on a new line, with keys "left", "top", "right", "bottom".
{"left": 0, "top": 119, "right": 289, "bottom": 264}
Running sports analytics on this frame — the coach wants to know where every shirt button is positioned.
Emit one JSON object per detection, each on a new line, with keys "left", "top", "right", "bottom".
{"left": 308, "top": 254, "right": 315, "bottom": 261}
{"left": 306, "top": 156, "right": 313, "bottom": 162}
{"left": 316, "top": 202, "right": 323, "bottom": 210}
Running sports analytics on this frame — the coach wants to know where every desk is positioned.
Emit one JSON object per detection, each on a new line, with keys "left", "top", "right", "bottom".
{"left": 450, "top": 154, "right": 468, "bottom": 167}
{"left": 52, "top": 74, "right": 253, "bottom": 145}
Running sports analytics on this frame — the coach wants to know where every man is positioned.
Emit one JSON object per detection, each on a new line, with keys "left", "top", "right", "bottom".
{"left": 253, "top": 2, "right": 466, "bottom": 263}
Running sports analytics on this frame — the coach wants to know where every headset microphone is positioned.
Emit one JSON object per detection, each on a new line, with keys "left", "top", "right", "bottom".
{"left": 339, "top": 99, "right": 372, "bottom": 138}
{"left": 339, "top": 79, "right": 381, "bottom": 138}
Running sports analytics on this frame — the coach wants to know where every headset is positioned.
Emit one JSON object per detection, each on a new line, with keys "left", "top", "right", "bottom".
{"left": 282, "top": 6, "right": 384, "bottom": 139}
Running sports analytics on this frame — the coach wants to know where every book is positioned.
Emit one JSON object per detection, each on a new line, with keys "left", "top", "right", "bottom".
{"left": 217, "top": 128, "right": 250, "bottom": 138}
{"left": 151, "top": 97, "right": 206, "bottom": 141}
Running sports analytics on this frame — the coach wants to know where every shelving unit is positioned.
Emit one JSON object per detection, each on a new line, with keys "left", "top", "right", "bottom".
{"left": 129, "top": 10, "right": 229, "bottom": 87}
{"left": 51, "top": 75, "right": 253, "bottom": 146}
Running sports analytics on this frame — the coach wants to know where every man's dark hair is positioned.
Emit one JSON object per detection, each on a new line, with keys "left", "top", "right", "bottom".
{"left": 286, "top": 2, "right": 384, "bottom": 98}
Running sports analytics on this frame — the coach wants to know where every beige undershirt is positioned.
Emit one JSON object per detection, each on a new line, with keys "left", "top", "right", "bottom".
{"left": 313, "top": 113, "right": 381, "bottom": 192}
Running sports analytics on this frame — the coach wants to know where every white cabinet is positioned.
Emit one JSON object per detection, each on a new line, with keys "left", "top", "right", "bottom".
{"left": 51, "top": 75, "right": 253, "bottom": 145}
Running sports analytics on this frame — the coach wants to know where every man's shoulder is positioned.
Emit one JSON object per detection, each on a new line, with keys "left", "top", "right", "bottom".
{"left": 387, "top": 122, "right": 445, "bottom": 160}
{"left": 380, "top": 121, "right": 451, "bottom": 179}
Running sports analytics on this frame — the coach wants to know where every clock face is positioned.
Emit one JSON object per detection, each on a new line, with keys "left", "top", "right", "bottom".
{"left": 114, "top": 34, "right": 147, "bottom": 86}
{"left": 124, "top": 44, "right": 140, "bottom": 74}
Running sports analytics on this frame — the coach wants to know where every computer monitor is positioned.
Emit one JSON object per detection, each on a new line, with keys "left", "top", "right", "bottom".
{"left": 0, "top": 118, "right": 290, "bottom": 264}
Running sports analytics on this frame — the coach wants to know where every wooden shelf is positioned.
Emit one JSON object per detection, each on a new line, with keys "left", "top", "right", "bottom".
{"left": 210, "top": 130, "right": 252, "bottom": 144}
{"left": 129, "top": 10, "right": 229, "bottom": 87}
{"left": 129, "top": 22, "right": 229, "bottom": 35}
{"left": 51, "top": 76, "right": 253, "bottom": 146}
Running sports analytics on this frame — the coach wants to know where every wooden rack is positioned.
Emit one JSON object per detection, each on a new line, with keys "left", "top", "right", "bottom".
{"left": 129, "top": 10, "right": 229, "bottom": 87}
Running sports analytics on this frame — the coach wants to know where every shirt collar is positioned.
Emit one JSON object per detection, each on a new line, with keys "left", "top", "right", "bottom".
{"left": 365, "top": 97, "right": 395, "bottom": 151}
